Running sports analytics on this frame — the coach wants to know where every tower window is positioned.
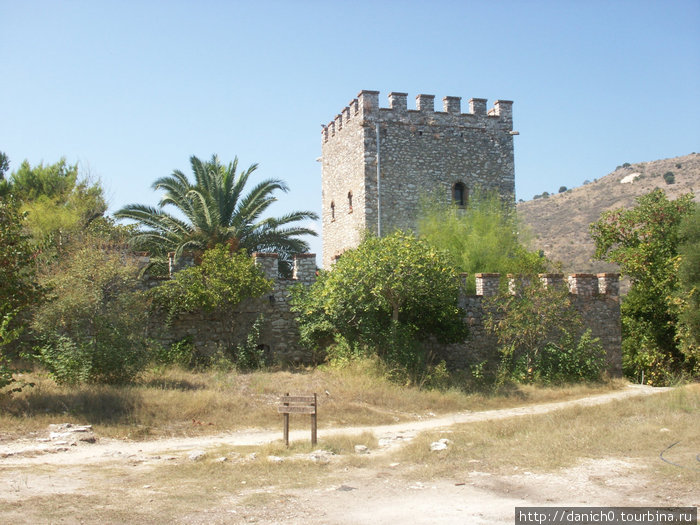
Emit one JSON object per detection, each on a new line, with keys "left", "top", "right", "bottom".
{"left": 452, "top": 182, "right": 468, "bottom": 207}
{"left": 347, "top": 191, "right": 353, "bottom": 213}
{"left": 331, "top": 201, "right": 335, "bottom": 221}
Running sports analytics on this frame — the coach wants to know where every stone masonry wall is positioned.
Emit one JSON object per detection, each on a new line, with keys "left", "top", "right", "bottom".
{"left": 150, "top": 255, "right": 621, "bottom": 375}
{"left": 321, "top": 90, "right": 516, "bottom": 268}
{"left": 436, "top": 273, "right": 622, "bottom": 376}
{"left": 150, "top": 253, "right": 317, "bottom": 364}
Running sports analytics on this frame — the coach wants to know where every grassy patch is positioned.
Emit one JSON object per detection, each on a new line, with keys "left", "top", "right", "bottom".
{"left": 392, "top": 384, "right": 699, "bottom": 487}
{"left": 1, "top": 363, "right": 626, "bottom": 440}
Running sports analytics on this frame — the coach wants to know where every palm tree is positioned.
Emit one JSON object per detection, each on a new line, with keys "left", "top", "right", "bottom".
{"left": 115, "top": 155, "right": 318, "bottom": 276}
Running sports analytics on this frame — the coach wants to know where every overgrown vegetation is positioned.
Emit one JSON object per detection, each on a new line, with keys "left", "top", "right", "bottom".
{"left": 0, "top": 196, "right": 41, "bottom": 394}
{"left": 591, "top": 189, "right": 698, "bottom": 384}
{"left": 31, "top": 246, "right": 151, "bottom": 384}
{"left": 150, "top": 244, "right": 271, "bottom": 324}
{"left": 292, "top": 231, "right": 466, "bottom": 386}
{"left": 418, "top": 189, "right": 546, "bottom": 293}
{"left": 485, "top": 284, "right": 606, "bottom": 384}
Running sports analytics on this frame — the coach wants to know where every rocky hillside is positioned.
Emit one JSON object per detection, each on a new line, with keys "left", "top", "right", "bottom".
{"left": 517, "top": 153, "right": 700, "bottom": 274}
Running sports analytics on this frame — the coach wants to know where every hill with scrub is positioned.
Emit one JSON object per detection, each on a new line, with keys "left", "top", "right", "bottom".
{"left": 517, "top": 153, "right": 700, "bottom": 274}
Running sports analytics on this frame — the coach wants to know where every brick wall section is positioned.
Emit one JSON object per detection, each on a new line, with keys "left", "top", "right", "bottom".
{"left": 321, "top": 90, "right": 516, "bottom": 268}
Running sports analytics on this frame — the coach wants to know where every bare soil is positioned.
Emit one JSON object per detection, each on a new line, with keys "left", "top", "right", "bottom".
{"left": 1, "top": 384, "right": 695, "bottom": 524}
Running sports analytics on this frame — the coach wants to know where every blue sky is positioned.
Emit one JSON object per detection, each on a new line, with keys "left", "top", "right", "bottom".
{"left": 2, "top": 0, "right": 699, "bottom": 262}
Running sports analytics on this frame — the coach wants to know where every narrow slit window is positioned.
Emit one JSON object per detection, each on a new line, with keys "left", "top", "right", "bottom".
{"left": 347, "top": 191, "right": 353, "bottom": 213}
{"left": 453, "top": 182, "right": 468, "bottom": 207}
{"left": 331, "top": 201, "right": 335, "bottom": 221}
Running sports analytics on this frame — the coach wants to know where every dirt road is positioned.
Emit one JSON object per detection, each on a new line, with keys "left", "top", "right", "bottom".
{"left": 2, "top": 383, "right": 694, "bottom": 524}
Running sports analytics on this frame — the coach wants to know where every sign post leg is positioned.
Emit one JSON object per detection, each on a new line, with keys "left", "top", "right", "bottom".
{"left": 311, "top": 393, "right": 317, "bottom": 445}
{"left": 283, "top": 392, "right": 290, "bottom": 447}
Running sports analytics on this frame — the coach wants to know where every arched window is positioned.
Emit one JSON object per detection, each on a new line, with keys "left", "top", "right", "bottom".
{"left": 452, "top": 182, "right": 468, "bottom": 207}
{"left": 347, "top": 191, "right": 353, "bottom": 213}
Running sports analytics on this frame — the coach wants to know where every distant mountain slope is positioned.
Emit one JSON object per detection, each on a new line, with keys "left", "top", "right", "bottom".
{"left": 517, "top": 153, "right": 700, "bottom": 274}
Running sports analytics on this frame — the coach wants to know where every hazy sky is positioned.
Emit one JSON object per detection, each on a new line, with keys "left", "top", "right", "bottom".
{"left": 2, "top": 0, "right": 699, "bottom": 261}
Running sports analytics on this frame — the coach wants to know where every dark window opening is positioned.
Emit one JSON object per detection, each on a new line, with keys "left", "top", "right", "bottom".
{"left": 331, "top": 201, "right": 335, "bottom": 221}
{"left": 452, "top": 182, "right": 468, "bottom": 207}
{"left": 347, "top": 191, "right": 353, "bottom": 213}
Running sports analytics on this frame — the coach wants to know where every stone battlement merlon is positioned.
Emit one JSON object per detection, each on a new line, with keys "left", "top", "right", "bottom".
{"left": 473, "top": 273, "right": 620, "bottom": 298}
{"left": 322, "top": 90, "right": 514, "bottom": 142}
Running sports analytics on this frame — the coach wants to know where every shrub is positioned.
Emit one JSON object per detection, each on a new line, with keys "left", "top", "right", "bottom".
{"left": 291, "top": 231, "right": 465, "bottom": 386}
{"left": 558, "top": 186, "right": 567, "bottom": 193}
{"left": 231, "top": 315, "right": 268, "bottom": 371}
{"left": 149, "top": 245, "right": 271, "bottom": 324}
{"left": 485, "top": 283, "right": 606, "bottom": 384}
{"left": 31, "top": 247, "right": 150, "bottom": 384}
{"left": 154, "top": 338, "right": 197, "bottom": 368}
{"left": 663, "top": 171, "right": 675, "bottom": 184}
{"left": 418, "top": 189, "right": 546, "bottom": 293}
{"left": 591, "top": 189, "right": 697, "bottom": 384}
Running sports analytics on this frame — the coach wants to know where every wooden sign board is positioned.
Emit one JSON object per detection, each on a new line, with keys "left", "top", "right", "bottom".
{"left": 279, "top": 393, "right": 317, "bottom": 446}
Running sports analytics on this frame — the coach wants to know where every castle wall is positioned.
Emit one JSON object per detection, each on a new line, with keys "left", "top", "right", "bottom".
{"left": 150, "top": 253, "right": 317, "bottom": 364}
{"left": 321, "top": 90, "right": 516, "bottom": 268}
{"left": 435, "top": 273, "right": 622, "bottom": 377}
{"left": 149, "top": 256, "right": 621, "bottom": 375}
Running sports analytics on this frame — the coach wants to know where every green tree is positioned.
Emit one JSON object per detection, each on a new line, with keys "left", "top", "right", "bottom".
{"left": 0, "top": 197, "right": 40, "bottom": 393}
{"left": 31, "top": 246, "right": 150, "bottom": 384}
{"left": 590, "top": 189, "right": 697, "bottom": 383}
{"left": 674, "top": 204, "right": 700, "bottom": 366}
{"left": 0, "top": 197, "right": 40, "bottom": 317}
{"left": 0, "top": 151, "right": 9, "bottom": 181}
{"left": 418, "top": 189, "right": 546, "bottom": 292}
{"left": 115, "top": 155, "right": 318, "bottom": 276}
{"left": 149, "top": 245, "right": 272, "bottom": 365}
{"left": 291, "top": 231, "right": 466, "bottom": 384}
{"left": 2, "top": 158, "right": 107, "bottom": 247}
{"left": 485, "top": 284, "right": 606, "bottom": 384}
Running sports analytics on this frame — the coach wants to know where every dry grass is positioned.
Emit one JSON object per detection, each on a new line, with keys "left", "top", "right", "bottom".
{"left": 393, "top": 384, "right": 700, "bottom": 489}
{"left": 0, "top": 363, "right": 626, "bottom": 440}
{"left": 1, "top": 383, "right": 695, "bottom": 523}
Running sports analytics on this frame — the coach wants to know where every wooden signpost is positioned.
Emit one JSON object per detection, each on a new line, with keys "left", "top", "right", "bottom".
{"left": 278, "top": 393, "right": 317, "bottom": 446}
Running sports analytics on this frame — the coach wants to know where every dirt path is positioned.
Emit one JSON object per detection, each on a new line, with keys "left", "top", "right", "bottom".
{"left": 0, "top": 384, "right": 668, "bottom": 467}
{"left": 3, "top": 384, "right": 692, "bottom": 525}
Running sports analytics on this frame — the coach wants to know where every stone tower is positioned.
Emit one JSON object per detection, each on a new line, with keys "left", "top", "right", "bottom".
{"left": 320, "top": 90, "right": 516, "bottom": 268}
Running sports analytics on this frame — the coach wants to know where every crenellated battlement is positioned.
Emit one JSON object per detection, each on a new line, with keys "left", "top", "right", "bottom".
{"left": 473, "top": 273, "right": 620, "bottom": 297}
{"left": 251, "top": 252, "right": 317, "bottom": 284}
{"left": 322, "top": 90, "right": 513, "bottom": 143}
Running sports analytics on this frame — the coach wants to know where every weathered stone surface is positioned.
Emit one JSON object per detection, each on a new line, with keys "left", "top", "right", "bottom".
{"left": 150, "top": 253, "right": 316, "bottom": 365}
{"left": 321, "top": 90, "right": 515, "bottom": 268}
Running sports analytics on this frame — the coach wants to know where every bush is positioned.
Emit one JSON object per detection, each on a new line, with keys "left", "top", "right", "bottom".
{"left": 149, "top": 245, "right": 271, "bottom": 324}
{"left": 31, "top": 247, "right": 150, "bottom": 384}
{"left": 154, "top": 338, "right": 197, "bottom": 368}
{"left": 231, "top": 315, "right": 268, "bottom": 371}
{"left": 418, "top": 189, "right": 546, "bottom": 293}
{"left": 663, "top": 171, "right": 675, "bottom": 184}
{"left": 591, "top": 190, "right": 697, "bottom": 384}
{"left": 485, "top": 283, "right": 606, "bottom": 384}
{"left": 558, "top": 186, "right": 567, "bottom": 193}
{"left": 291, "top": 231, "right": 465, "bottom": 386}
